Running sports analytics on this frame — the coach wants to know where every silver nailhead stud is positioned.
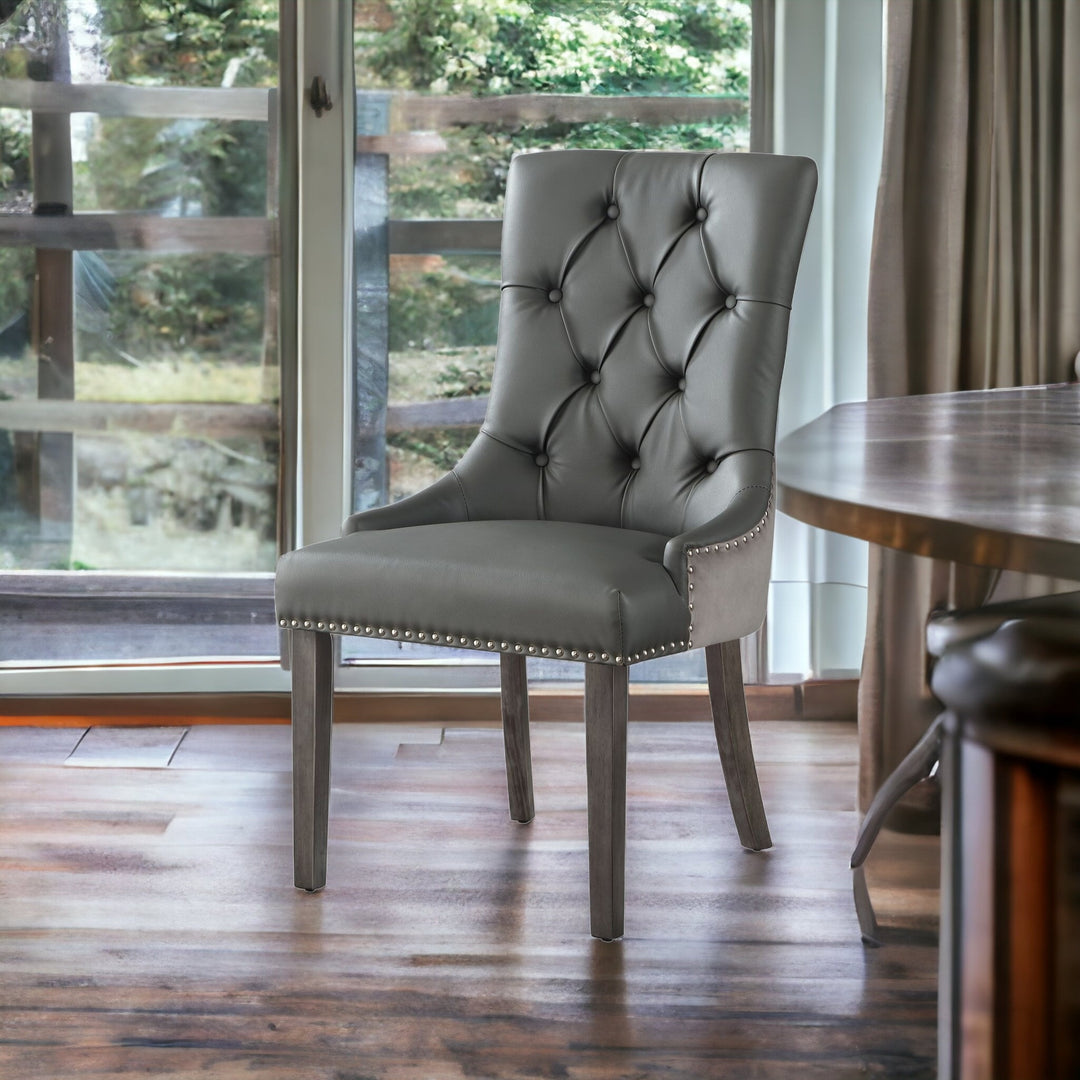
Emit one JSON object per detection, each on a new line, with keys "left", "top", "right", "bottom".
{"left": 725, "top": 543, "right": 731, "bottom": 550}
{"left": 473, "top": 639, "right": 480, "bottom": 647}
{"left": 587, "top": 652, "right": 596, "bottom": 660}
{"left": 555, "top": 648, "right": 564, "bottom": 657}
{"left": 404, "top": 630, "right": 412, "bottom": 639}
{"left": 688, "top": 583, "right": 694, "bottom": 590}
{"left": 528, "top": 646, "right": 536, "bottom": 654}
{"left": 459, "top": 636, "right": 468, "bottom": 645}
{"left": 541, "top": 647, "right": 549, "bottom": 655}
{"left": 303, "top": 620, "right": 311, "bottom": 628}
{"left": 417, "top": 632, "right": 426, "bottom": 640}
{"left": 290, "top": 619, "right": 298, "bottom": 627}
{"left": 390, "top": 629, "right": 399, "bottom": 637}
{"left": 487, "top": 641, "right": 494, "bottom": 649}
{"left": 601, "top": 653, "right": 609, "bottom": 661}
{"left": 687, "top": 565, "right": 694, "bottom": 573}
{"left": 515, "top": 644, "right": 523, "bottom": 652}
{"left": 432, "top": 633, "right": 440, "bottom": 641}
{"left": 570, "top": 650, "right": 580, "bottom": 658}
{"left": 501, "top": 642, "right": 509, "bottom": 649}
{"left": 279, "top": 619, "right": 286, "bottom": 627}
{"left": 615, "top": 655, "right": 622, "bottom": 663}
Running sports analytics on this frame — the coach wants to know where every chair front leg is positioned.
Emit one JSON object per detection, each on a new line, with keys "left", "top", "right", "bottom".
{"left": 585, "top": 661, "right": 628, "bottom": 941}
{"left": 291, "top": 628, "right": 334, "bottom": 891}
{"left": 706, "top": 640, "right": 772, "bottom": 851}
{"left": 500, "top": 653, "right": 535, "bottom": 823}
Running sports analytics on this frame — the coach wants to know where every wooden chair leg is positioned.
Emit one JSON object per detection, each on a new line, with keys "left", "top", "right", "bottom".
{"left": 706, "top": 640, "right": 772, "bottom": 851}
{"left": 291, "top": 629, "right": 334, "bottom": 892}
{"left": 500, "top": 653, "right": 534, "bottom": 823}
{"left": 584, "top": 662, "right": 628, "bottom": 941}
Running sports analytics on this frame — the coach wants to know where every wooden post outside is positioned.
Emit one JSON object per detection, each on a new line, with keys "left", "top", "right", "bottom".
{"left": 28, "top": 22, "right": 75, "bottom": 568}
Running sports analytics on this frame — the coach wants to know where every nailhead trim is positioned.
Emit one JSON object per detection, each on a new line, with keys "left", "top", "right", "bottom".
{"left": 275, "top": 616, "right": 690, "bottom": 666}
{"left": 683, "top": 497, "right": 772, "bottom": 650}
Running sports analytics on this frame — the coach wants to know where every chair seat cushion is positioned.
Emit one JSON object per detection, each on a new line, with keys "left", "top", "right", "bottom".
{"left": 275, "top": 520, "right": 691, "bottom": 664}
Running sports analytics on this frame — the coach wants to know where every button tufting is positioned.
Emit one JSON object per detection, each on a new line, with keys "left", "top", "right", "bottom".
{"left": 548, "top": 288, "right": 562, "bottom": 303}
{"left": 677, "top": 377, "right": 687, "bottom": 391}
{"left": 696, "top": 206, "right": 708, "bottom": 221}
{"left": 630, "top": 457, "right": 641, "bottom": 470}
{"left": 724, "top": 293, "right": 737, "bottom": 309}
{"left": 606, "top": 203, "right": 620, "bottom": 219}
{"left": 534, "top": 452, "right": 549, "bottom": 467}
{"left": 589, "top": 369, "right": 602, "bottom": 385}
{"left": 642, "top": 293, "right": 655, "bottom": 308}
{"left": 705, "top": 458, "right": 719, "bottom": 474}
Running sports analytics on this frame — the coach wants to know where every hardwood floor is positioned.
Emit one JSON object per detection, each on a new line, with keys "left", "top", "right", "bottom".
{"left": 0, "top": 720, "right": 938, "bottom": 1079}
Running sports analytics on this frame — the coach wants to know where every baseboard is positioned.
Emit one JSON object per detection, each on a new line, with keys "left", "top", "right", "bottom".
{"left": 0, "top": 679, "right": 857, "bottom": 727}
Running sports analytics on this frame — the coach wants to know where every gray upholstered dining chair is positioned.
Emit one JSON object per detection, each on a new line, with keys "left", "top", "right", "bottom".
{"left": 275, "top": 149, "right": 817, "bottom": 939}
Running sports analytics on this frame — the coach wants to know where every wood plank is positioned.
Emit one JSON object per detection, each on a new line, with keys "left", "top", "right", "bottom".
{"left": 395, "top": 92, "right": 748, "bottom": 128}
{"left": 63, "top": 725, "right": 188, "bottom": 768}
{"left": 0, "top": 685, "right": 824, "bottom": 726}
{"left": 0, "top": 395, "right": 488, "bottom": 437}
{"left": 0, "top": 724, "right": 85, "bottom": 762}
{"left": 389, "top": 217, "right": 501, "bottom": 254}
{"left": 385, "top": 393, "right": 488, "bottom": 432}
{"left": 0, "top": 79, "right": 269, "bottom": 120}
{"left": 0, "top": 214, "right": 272, "bottom": 254}
{"left": 0, "top": 719, "right": 936, "bottom": 1078}
{"left": 0, "top": 399, "right": 277, "bottom": 437}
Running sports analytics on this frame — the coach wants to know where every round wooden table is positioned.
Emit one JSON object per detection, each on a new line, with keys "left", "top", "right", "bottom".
{"left": 776, "top": 382, "right": 1080, "bottom": 580}
{"left": 777, "top": 383, "right": 1080, "bottom": 1080}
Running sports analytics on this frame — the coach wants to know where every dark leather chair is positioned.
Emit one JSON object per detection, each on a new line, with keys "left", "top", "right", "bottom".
{"left": 276, "top": 149, "right": 817, "bottom": 939}
{"left": 850, "top": 589, "right": 1080, "bottom": 943}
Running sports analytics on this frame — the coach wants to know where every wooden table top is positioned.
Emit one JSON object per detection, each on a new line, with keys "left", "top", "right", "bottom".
{"left": 776, "top": 383, "right": 1080, "bottom": 579}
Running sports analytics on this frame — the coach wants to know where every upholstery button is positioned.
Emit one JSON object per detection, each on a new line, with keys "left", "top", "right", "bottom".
{"left": 696, "top": 206, "right": 708, "bottom": 221}
{"left": 724, "top": 293, "right": 737, "bottom": 309}
{"left": 630, "top": 457, "right": 641, "bottom": 470}
{"left": 589, "top": 369, "right": 602, "bottom": 385}
{"left": 677, "top": 377, "right": 687, "bottom": 391}
{"left": 642, "top": 293, "right": 655, "bottom": 308}
{"left": 705, "top": 459, "right": 719, "bottom": 474}
{"left": 534, "top": 452, "right": 549, "bottom": 467}
{"left": 606, "top": 203, "right": 620, "bottom": 219}
{"left": 548, "top": 288, "right": 562, "bottom": 303}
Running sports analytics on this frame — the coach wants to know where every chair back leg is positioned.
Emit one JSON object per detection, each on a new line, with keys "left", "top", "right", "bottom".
{"left": 499, "top": 653, "right": 535, "bottom": 823}
{"left": 291, "top": 628, "right": 334, "bottom": 891}
{"left": 585, "top": 662, "right": 628, "bottom": 940}
{"left": 706, "top": 640, "right": 772, "bottom": 851}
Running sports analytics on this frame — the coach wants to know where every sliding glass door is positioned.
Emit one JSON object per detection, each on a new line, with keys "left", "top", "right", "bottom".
{"left": 0, "top": 0, "right": 753, "bottom": 686}
{"left": 342, "top": 0, "right": 752, "bottom": 680}
{"left": 0, "top": 0, "right": 280, "bottom": 664}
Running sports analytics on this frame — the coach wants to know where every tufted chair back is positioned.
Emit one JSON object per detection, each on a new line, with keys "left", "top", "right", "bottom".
{"left": 451, "top": 150, "right": 817, "bottom": 537}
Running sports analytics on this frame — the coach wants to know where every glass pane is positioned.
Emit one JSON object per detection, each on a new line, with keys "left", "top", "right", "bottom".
{"left": 0, "top": 0, "right": 279, "bottom": 664}
{"left": 345, "top": 1, "right": 750, "bottom": 673}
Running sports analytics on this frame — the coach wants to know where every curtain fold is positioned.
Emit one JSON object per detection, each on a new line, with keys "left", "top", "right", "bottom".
{"left": 860, "top": 0, "right": 1080, "bottom": 816}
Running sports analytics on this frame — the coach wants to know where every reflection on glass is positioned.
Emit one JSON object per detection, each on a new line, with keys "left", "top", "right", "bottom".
{"left": 0, "top": 1, "right": 278, "bottom": 579}
{"left": 345, "top": 1, "right": 751, "bottom": 675}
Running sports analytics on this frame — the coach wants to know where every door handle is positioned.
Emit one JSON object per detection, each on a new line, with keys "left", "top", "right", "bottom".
{"left": 310, "top": 76, "right": 332, "bottom": 118}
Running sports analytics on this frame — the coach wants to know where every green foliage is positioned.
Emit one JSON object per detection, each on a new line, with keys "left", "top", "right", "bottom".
{"left": 98, "top": 0, "right": 277, "bottom": 87}
{"left": 388, "top": 426, "right": 475, "bottom": 473}
{"left": 389, "top": 259, "right": 499, "bottom": 352}
{"left": 0, "top": 107, "right": 30, "bottom": 193}
{"left": 436, "top": 359, "right": 493, "bottom": 399}
{"left": 360, "top": 0, "right": 748, "bottom": 96}
{"left": 98, "top": 253, "right": 264, "bottom": 361}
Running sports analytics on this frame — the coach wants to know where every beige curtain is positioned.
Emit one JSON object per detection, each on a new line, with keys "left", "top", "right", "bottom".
{"left": 859, "top": 0, "right": 1080, "bottom": 816}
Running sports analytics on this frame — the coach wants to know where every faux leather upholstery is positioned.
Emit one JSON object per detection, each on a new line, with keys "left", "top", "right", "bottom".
{"left": 277, "top": 150, "right": 817, "bottom": 663}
